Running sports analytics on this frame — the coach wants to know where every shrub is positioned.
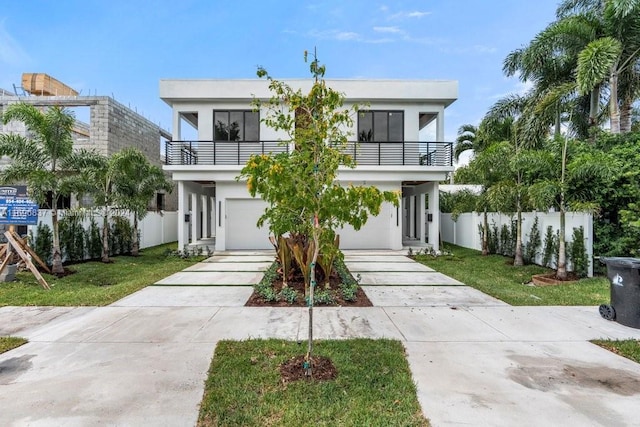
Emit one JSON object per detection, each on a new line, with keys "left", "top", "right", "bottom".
{"left": 523, "top": 216, "right": 541, "bottom": 265}
{"left": 87, "top": 217, "right": 102, "bottom": 260}
{"left": 109, "top": 215, "right": 133, "bottom": 255}
{"left": 313, "top": 289, "right": 336, "bottom": 305}
{"left": 59, "top": 213, "right": 86, "bottom": 263}
{"left": 568, "top": 226, "right": 589, "bottom": 278}
{"left": 31, "top": 222, "right": 53, "bottom": 266}
{"left": 279, "top": 287, "right": 299, "bottom": 304}
{"left": 542, "top": 226, "right": 559, "bottom": 268}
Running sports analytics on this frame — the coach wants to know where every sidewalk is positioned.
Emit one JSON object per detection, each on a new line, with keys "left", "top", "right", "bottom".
{"left": 1, "top": 250, "right": 640, "bottom": 426}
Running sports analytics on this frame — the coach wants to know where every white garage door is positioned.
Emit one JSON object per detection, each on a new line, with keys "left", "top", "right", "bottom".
{"left": 338, "top": 204, "right": 392, "bottom": 249}
{"left": 226, "top": 199, "right": 272, "bottom": 250}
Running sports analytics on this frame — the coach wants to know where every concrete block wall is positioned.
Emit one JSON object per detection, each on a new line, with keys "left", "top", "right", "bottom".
{"left": 0, "top": 95, "right": 177, "bottom": 211}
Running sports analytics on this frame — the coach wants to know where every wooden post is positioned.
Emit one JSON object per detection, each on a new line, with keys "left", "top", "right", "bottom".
{"left": 3, "top": 231, "right": 50, "bottom": 290}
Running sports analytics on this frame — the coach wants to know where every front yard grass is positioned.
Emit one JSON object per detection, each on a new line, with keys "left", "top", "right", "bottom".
{"left": 198, "top": 339, "right": 429, "bottom": 427}
{"left": 0, "top": 336, "right": 27, "bottom": 354}
{"left": 0, "top": 243, "right": 206, "bottom": 306}
{"left": 592, "top": 340, "right": 640, "bottom": 364}
{"left": 414, "top": 244, "right": 609, "bottom": 306}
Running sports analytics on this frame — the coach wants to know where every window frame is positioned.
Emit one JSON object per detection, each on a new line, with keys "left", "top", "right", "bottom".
{"left": 358, "top": 110, "right": 404, "bottom": 142}
{"left": 212, "top": 110, "right": 260, "bottom": 142}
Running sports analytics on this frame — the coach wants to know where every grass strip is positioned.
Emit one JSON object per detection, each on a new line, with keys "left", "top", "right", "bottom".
{"left": 0, "top": 243, "right": 206, "bottom": 306}
{"left": 592, "top": 339, "right": 640, "bottom": 364}
{"left": 198, "top": 339, "right": 429, "bottom": 427}
{"left": 0, "top": 336, "right": 27, "bottom": 354}
{"left": 414, "top": 244, "right": 609, "bottom": 306}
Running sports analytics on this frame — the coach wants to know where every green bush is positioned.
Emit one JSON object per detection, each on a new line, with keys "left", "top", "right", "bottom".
{"left": 59, "top": 214, "right": 86, "bottom": 263}
{"left": 278, "top": 287, "right": 298, "bottom": 304}
{"left": 87, "top": 217, "right": 102, "bottom": 260}
{"left": 31, "top": 222, "right": 53, "bottom": 266}
{"left": 523, "top": 216, "right": 541, "bottom": 265}
{"left": 568, "top": 226, "right": 589, "bottom": 278}
{"left": 109, "top": 215, "right": 133, "bottom": 256}
{"left": 542, "top": 226, "right": 558, "bottom": 268}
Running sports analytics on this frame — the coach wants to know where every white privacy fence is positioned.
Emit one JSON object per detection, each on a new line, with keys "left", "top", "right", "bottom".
{"left": 28, "top": 209, "right": 178, "bottom": 250}
{"left": 440, "top": 211, "right": 593, "bottom": 277}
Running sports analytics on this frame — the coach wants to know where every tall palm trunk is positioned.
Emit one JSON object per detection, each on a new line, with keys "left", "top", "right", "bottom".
{"left": 482, "top": 209, "right": 489, "bottom": 256}
{"left": 514, "top": 203, "right": 524, "bottom": 266}
{"left": 620, "top": 95, "right": 634, "bottom": 133}
{"left": 556, "top": 137, "right": 569, "bottom": 279}
{"left": 588, "top": 86, "right": 600, "bottom": 128}
{"left": 131, "top": 213, "right": 140, "bottom": 256}
{"left": 51, "top": 201, "right": 64, "bottom": 275}
{"left": 609, "top": 66, "right": 621, "bottom": 134}
{"left": 101, "top": 208, "right": 110, "bottom": 263}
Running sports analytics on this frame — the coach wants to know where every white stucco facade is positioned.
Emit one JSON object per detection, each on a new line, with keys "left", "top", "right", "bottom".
{"left": 160, "top": 79, "right": 457, "bottom": 251}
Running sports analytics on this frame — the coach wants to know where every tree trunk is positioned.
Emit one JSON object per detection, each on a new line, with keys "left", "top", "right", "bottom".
{"left": 620, "top": 95, "right": 633, "bottom": 133}
{"left": 557, "top": 208, "right": 567, "bottom": 280}
{"left": 132, "top": 214, "right": 140, "bottom": 256}
{"left": 557, "top": 137, "right": 568, "bottom": 279}
{"left": 588, "top": 86, "right": 600, "bottom": 128}
{"left": 481, "top": 209, "right": 489, "bottom": 256}
{"left": 514, "top": 204, "right": 524, "bottom": 266}
{"left": 51, "top": 204, "right": 64, "bottom": 275}
{"left": 609, "top": 68, "right": 621, "bottom": 134}
{"left": 305, "top": 226, "right": 321, "bottom": 378}
{"left": 554, "top": 102, "right": 561, "bottom": 138}
{"left": 101, "top": 209, "right": 110, "bottom": 263}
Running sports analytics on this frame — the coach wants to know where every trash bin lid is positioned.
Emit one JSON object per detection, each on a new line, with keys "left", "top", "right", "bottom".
{"left": 600, "top": 257, "right": 640, "bottom": 268}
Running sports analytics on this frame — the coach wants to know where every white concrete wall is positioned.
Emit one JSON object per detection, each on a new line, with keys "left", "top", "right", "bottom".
{"left": 29, "top": 209, "right": 178, "bottom": 253}
{"left": 441, "top": 212, "right": 594, "bottom": 276}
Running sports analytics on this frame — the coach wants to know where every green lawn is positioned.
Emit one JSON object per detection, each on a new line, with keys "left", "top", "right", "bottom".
{"left": 592, "top": 340, "right": 640, "bottom": 363}
{"left": 414, "top": 244, "right": 609, "bottom": 306}
{"left": 198, "top": 339, "right": 429, "bottom": 427}
{"left": 0, "top": 336, "right": 27, "bottom": 354}
{"left": 0, "top": 243, "right": 206, "bottom": 306}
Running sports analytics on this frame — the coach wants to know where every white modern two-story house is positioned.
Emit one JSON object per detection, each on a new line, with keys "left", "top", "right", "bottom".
{"left": 160, "top": 79, "right": 457, "bottom": 252}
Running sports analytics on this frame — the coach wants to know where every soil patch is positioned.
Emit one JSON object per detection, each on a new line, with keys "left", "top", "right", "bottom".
{"left": 280, "top": 354, "right": 337, "bottom": 383}
{"left": 245, "top": 268, "right": 373, "bottom": 307}
{"left": 532, "top": 273, "right": 579, "bottom": 286}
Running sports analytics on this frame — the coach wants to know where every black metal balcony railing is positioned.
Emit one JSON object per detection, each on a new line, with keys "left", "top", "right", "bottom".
{"left": 164, "top": 140, "right": 453, "bottom": 167}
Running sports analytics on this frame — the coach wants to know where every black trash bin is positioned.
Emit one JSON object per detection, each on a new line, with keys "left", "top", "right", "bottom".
{"left": 599, "top": 257, "right": 640, "bottom": 328}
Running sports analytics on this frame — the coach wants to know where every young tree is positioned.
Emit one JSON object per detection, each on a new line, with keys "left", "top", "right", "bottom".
{"left": 0, "top": 104, "right": 90, "bottom": 275}
{"left": 527, "top": 137, "right": 610, "bottom": 278}
{"left": 114, "top": 147, "right": 173, "bottom": 256}
{"left": 239, "top": 53, "right": 399, "bottom": 376}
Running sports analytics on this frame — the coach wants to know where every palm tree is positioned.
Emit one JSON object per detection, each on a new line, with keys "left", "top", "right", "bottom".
{"left": 113, "top": 148, "right": 173, "bottom": 256}
{"left": 560, "top": 0, "right": 640, "bottom": 133}
{"left": 527, "top": 137, "right": 611, "bottom": 278}
{"left": 0, "top": 104, "right": 88, "bottom": 275}
{"left": 76, "top": 151, "right": 122, "bottom": 263}
{"left": 454, "top": 118, "right": 514, "bottom": 162}
{"left": 504, "top": 13, "right": 604, "bottom": 136}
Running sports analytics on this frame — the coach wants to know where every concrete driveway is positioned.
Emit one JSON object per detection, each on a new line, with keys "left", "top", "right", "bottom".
{"left": 1, "top": 250, "right": 640, "bottom": 426}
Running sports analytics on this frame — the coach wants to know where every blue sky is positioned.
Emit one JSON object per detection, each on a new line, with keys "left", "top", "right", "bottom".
{"left": 1, "top": 0, "right": 560, "bottom": 154}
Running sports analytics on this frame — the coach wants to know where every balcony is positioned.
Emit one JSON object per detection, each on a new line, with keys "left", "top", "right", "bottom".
{"left": 164, "top": 140, "right": 453, "bottom": 167}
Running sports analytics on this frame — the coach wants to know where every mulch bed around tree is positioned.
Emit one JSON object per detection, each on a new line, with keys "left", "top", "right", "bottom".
{"left": 280, "top": 354, "right": 338, "bottom": 382}
{"left": 245, "top": 269, "right": 373, "bottom": 307}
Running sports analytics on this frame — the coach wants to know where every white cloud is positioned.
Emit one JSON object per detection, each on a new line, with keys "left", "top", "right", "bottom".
{"left": 389, "top": 10, "right": 431, "bottom": 20}
{"left": 373, "top": 26, "right": 403, "bottom": 34}
{"left": 0, "top": 20, "right": 31, "bottom": 67}
{"left": 335, "top": 31, "right": 360, "bottom": 41}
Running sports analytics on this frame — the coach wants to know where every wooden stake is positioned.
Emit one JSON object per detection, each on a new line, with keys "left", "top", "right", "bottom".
{"left": 4, "top": 231, "right": 50, "bottom": 290}
{"left": 9, "top": 230, "right": 51, "bottom": 274}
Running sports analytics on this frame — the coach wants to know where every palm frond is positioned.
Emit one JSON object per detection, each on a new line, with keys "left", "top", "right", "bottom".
{"left": 577, "top": 37, "right": 623, "bottom": 94}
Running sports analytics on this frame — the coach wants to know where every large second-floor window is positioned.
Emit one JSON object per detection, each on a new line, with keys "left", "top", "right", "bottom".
{"left": 214, "top": 111, "right": 259, "bottom": 141}
{"left": 358, "top": 111, "right": 404, "bottom": 142}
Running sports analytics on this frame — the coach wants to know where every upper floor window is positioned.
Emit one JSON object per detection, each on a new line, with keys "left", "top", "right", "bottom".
{"left": 213, "top": 111, "right": 259, "bottom": 141}
{"left": 358, "top": 111, "right": 404, "bottom": 142}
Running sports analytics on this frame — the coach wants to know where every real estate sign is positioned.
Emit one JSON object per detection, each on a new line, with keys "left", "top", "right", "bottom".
{"left": 0, "top": 186, "right": 38, "bottom": 225}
